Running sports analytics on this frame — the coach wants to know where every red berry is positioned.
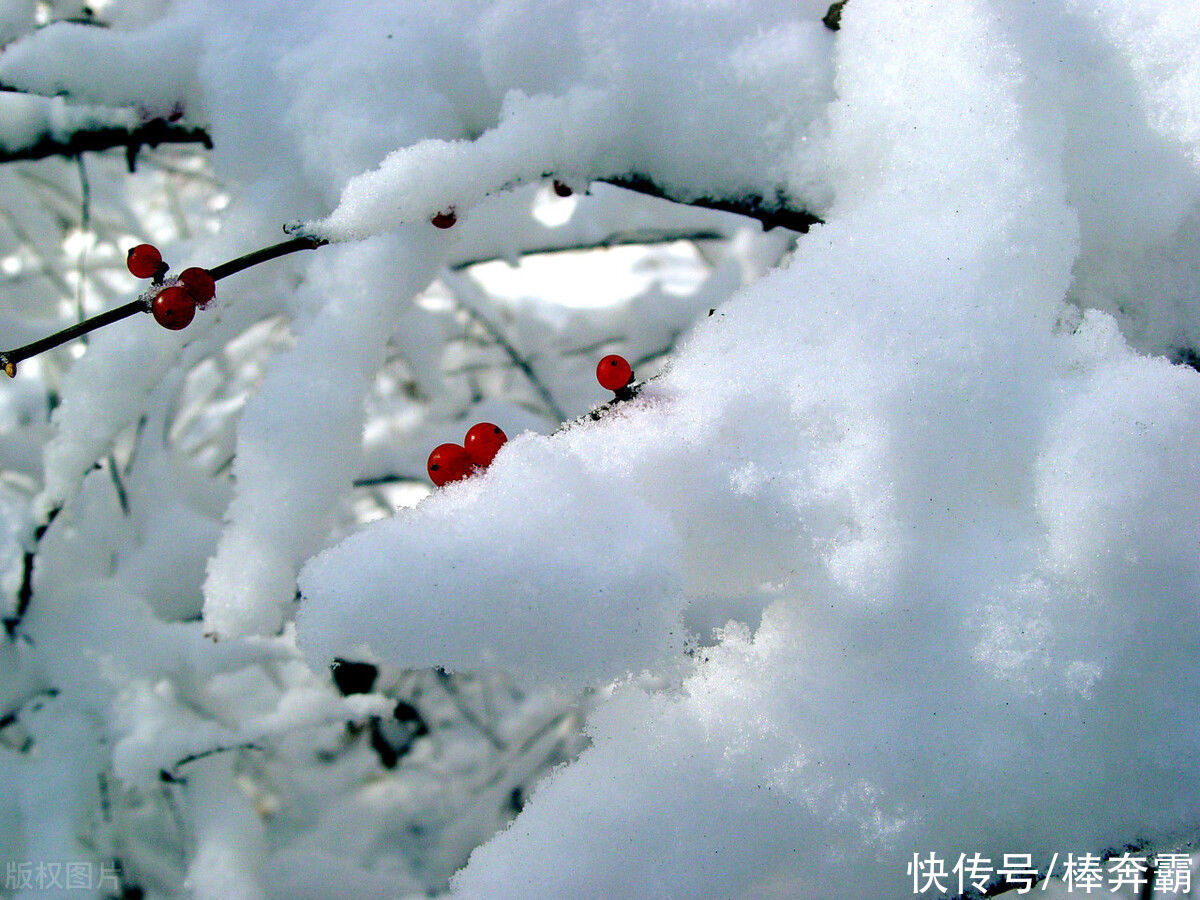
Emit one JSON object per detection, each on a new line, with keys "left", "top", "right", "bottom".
{"left": 427, "top": 443, "right": 473, "bottom": 486}
{"left": 431, "top": 209, "right": 457, "bottom": 229}
{"left": 151, "top": 285, "right": 195, "bottom": 330}
{"left": 127, "top": 243, "right": 163, "bottom": 279}
{"left": 552, "top": 180, "right": 573, "bottom": 197}
{"left": 464, "top": 422, "right": 507, "bottom": 467}
{"left": 179, "top": 267, "right": 216, "bottom": 308}
{"left": 596, "top": 354, "right": 633, "bottom": 391}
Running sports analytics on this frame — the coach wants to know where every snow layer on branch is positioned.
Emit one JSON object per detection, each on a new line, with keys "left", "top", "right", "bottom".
{"left": 305, "top": 1, "right": 836, "bottom": 240}
{"left": 202, "top": 234, "right": 441, "bottom": 637}
{"left": 0, "top": 17, "right": 196, "bottom": 118}
{"left": 299, "top": 430, "right": 686, "bottom": 686}
{"left": 297, "top": 0, "right": 1200, "bottom": 896}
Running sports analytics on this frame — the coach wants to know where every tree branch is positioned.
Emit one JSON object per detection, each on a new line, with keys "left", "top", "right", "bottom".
{"left": 448, "top": 228, "right": 725, "bottom": 271}
{"left": 0, "top": 236, "right": 326, "bottom": 375}
{"left": 4, "top": 507, "right": 61, "bottom": 640}
{"left": 443, "top": 270, "right": 569, "bottom": 422}
{"left": 599, "top": 174, "right": 823, "bottom": 233}
{"left": 168, "top": 742, "right": 264, "bottom": 774}
{"left": 0, "top": 117, "right": 213, "bottom": 170}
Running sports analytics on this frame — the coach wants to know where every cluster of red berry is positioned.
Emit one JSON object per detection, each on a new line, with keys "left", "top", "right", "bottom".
{"left": 427, "top": 422, "right": 508, "bottom": 486}
{"left": 126, "top": 243, "right": 216, "bottom": 331}
{"left": 424, "top": 354, "right": 636, "bottom": 487}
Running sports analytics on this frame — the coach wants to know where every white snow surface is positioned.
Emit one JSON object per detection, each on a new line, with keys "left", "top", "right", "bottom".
{"left": 299, "top": 1, "right": 1200, "bottom": 896}
{"left": 0, "top": 0, "right": 1198, "bottom": 897}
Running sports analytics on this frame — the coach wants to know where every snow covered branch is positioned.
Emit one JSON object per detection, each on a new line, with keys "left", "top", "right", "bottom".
{"left": 598, "top": 175, "right": 822, "bottom": 233}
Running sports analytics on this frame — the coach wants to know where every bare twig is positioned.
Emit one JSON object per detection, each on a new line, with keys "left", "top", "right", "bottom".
{"left": 4, "top": 506, "right": 61, "bottom": 640}
{"left": 74, "top": 156, "right": 91, "bottom": 326}
{"left": 449, "top": 228, "right": 725, "bottom": 271}
{"left": 0, "top": 297, "right": 150, "bottom": 375}
{"left": 170, "top": 742, "right": 263, "bottom": 771}
{"left": 433, "top": 669, "right": 507, "bottom": 751}
{"left": 352, "top": 473, "right": 423, "bottom": 488}
{"left": 443, "top": 271, "right": 568, "bottom": 421}
{"left": 208, "top": 236, "right": 326, "bottom": 281}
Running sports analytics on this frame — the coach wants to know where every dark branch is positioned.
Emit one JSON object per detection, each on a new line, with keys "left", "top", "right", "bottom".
{"left": 1, "top": 298, "right": 148, "bottom": 375}
{"left": 208, "top": 236, "right": 326, "bottom": 281}
{"left": 599, "top": 174, "right": 823, "bottom": 233}
{"left": 4, "top": 507, "right": 61, "bottom": 640}
{"left": 449, "top": 228, "right": 725, "bottom": 271}
{"left": 823, "top": 0, "right": 848, "bottom": 31}
{"left": 444, "top": 271, "right": 569, "bottom": 421}
{"left": 171, "top": 741, "right": 263, "bottom": 771}
{"left": 0, "top": 688, "right": 60, "bottom": 729}
{"left": 353, "top": 473, "right": 422, "bottom": 488}
{"left": 0, "top": 118, "right": 212, "bottom": 169}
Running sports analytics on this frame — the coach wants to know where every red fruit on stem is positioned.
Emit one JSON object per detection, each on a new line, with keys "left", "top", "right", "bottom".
{"left": 179, "top": 267, "right": 216, "bottom": 307}
{"left": 427, "top": 443, "right": 473, "bottom": 486}
{"left": 596, "top": 354, "right": 633, "bottom": 391}
{"left": 552, "top": 180, "right": 573, "bottom": 197}
{"left": 431, "top": 209, "right": 457, "bottom": 229}
{"left": 127, "top": 243, "right": 163, "bottom": 279}
{"left": 151, "top": 285, "right": 196, "bottom": 330}
{"left": 464, "top": 422, "right": 507, "bottom": 467}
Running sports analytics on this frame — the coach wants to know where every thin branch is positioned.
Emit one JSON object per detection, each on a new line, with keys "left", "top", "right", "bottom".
{"left": 1, "top": 297, "right": 149, "bottom": 375}
{"left": 449, "top": 228, "right": 725, "bottom": 271}
{"left": 0, "top": 106, "right": 820, "bottom": 235}
{"left": 0, "top": 688, "right": 60, "bottom": 729}
{"left": 433, "top": 669, "right": 506, "bottom": 752}
{"left": 352, "top": 473, "right": 422, "bottom": 488}
{"left": 4, "top": 506, "right": 61, "bottom": 640}
{"left": 106, "top": 455, "right": 129, "bottom": 516}
{"left": 0, "top": 118, "right": 212, "bottom": 169}
{"left": 170, "top": 741, "right": 263, "bottom": 771}
{"left": 443, "top": 271, "right": 568, "bottom": 421}
{"left": 74, "top": 155, "right": 91, "bottom": 327}
{"left": 208, "top": 236, "right": 326, "bottom": 280}
{"left": 0, "top": 235, "right": 326, "bottom": 375}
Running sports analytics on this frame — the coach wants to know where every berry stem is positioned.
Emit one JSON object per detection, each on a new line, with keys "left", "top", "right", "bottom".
{"left": 1, "top": 235, "right": 329, "bottom": 376}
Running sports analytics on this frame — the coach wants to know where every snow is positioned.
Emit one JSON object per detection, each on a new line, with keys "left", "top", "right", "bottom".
{"left": 203, "top": 233, "right": 442, "bottom": 637}
{"left": 0, "top": 0, "right": 1198, "bottom": 897}
{"left": 0, "top": 17, "right": 195, "bottom": 119}
{"left": 304, "top": 6, "right": 836, "bottom": 242}
{"left": 299, "top": 427, "right": 688, "bottom": 686}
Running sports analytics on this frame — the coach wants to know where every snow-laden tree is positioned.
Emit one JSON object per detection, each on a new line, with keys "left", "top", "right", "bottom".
{"left": 1, "top": 0, "right": 1200, "bottom": 897}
